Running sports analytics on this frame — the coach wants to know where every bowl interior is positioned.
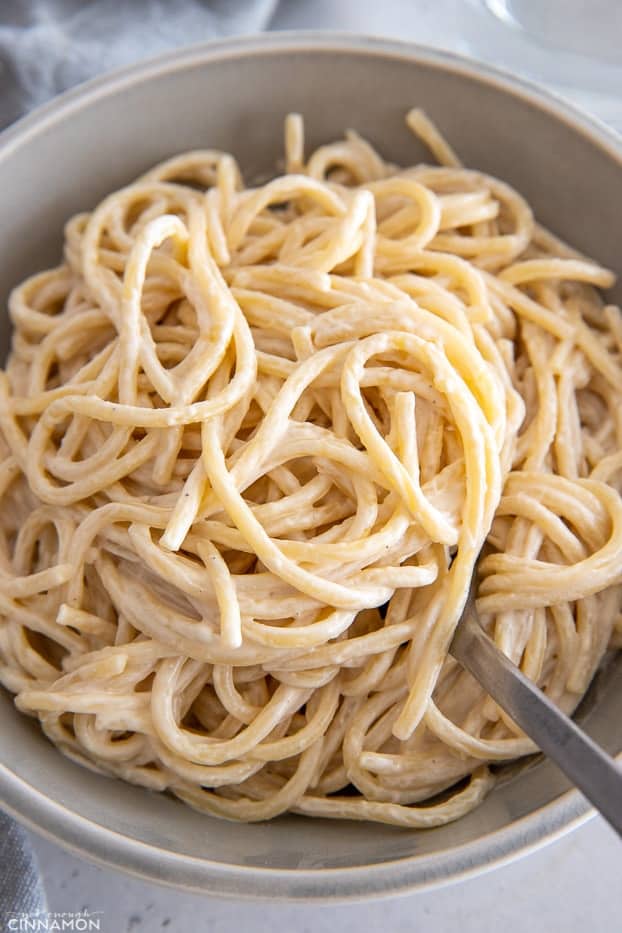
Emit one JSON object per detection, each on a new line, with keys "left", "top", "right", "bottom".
{"left": 0, "top": 36, "right": 621, "bottom": 897}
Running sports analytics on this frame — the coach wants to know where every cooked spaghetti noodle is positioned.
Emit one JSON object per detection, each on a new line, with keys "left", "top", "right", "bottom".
{"left": 0, "top": 111, "right": 620, "bottom": 826}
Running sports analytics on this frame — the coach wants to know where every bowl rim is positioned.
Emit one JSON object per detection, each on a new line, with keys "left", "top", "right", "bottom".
{"left": 0, "top": 30, "right": 619, "bottom": 901}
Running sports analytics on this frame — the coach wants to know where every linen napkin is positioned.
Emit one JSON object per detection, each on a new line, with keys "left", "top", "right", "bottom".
{"left": 0, "top": 0, "right": 278, "bottom": 128}
{"left": 0, "top": 811, "right": 47, "bottom": 918}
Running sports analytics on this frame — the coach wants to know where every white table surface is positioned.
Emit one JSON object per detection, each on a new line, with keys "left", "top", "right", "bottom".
{"left": 26, "top": 1, "right": 622, "bottom": 930}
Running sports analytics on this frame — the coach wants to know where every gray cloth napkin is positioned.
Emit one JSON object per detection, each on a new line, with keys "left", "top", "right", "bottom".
{"left": 0, "top": 0, "right": 278, "bottom": 128}
{"left": 0, "top": 0, "right": 277, "bottom": 916}
{"left": 0, "top": 811, "right": 47, "bottom": 917}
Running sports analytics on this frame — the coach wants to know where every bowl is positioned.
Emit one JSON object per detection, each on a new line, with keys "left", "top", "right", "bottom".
{"left": 0, "top": 32, "right": 621, "bottom": 901}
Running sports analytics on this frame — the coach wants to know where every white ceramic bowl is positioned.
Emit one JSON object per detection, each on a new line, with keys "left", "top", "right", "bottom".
{"left": 0, "top": 33, "right": 621, "bottom": 901}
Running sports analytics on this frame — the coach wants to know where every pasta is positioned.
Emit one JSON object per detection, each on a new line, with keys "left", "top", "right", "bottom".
{"left": 0, "top": 109, "right": 621, "bottom": 828}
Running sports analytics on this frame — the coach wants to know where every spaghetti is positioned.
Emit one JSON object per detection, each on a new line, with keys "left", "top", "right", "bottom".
{"left": 0, "top": 111, "right": 620, "bottom": 826}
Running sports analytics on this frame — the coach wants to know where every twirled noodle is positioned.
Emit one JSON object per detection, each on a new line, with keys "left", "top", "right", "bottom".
{"left": 0, "top": 110, "right": 621, "bottom": 827}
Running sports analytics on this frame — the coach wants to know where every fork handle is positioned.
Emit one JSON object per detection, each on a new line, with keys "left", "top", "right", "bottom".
{"left": 451, "top": 606, "right": 622, "bottom": 839}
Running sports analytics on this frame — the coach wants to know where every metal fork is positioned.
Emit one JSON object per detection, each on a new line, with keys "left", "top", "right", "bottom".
{"left": 450, "top": 581, "right": 622, "bottom": 838}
